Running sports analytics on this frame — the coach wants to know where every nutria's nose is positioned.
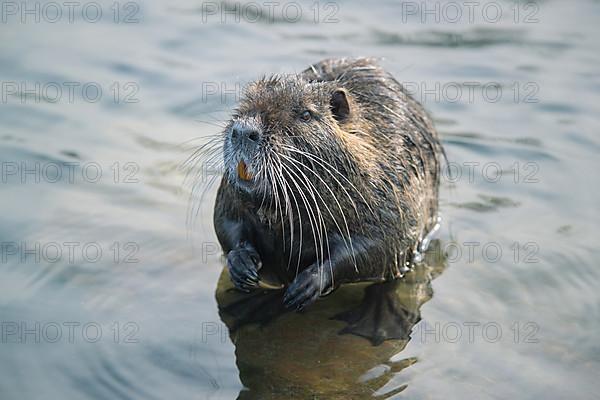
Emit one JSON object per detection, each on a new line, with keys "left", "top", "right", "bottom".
{"left": 231, "top": 122, "right": 261, "bottom": 146}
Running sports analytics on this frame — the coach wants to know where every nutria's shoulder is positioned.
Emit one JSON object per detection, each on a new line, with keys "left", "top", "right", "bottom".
{"left": 301, "top": 57, "right": 438, "bottom": 139}
{"left": 301, "top": 57, "right": 413, "bottom": 99}
{"left": 301, "top": 57, "right": 383, "bottom": 82}
{"left": 301, "top": 57, "right": 401, "bottom": 99}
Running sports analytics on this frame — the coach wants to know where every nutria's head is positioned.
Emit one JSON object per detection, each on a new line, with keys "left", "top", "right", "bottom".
{"left": 223, "top": 75, "right": 369, "bottom": 203}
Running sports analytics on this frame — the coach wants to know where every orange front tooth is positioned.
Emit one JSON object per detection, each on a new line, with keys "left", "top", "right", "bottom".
{"left": 238, "top": 160, "right": 253, "bottom": 181}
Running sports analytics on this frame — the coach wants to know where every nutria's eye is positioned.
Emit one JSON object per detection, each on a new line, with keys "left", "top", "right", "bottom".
{"left": 300, "top": 110, "right": 312, "bottom": 122}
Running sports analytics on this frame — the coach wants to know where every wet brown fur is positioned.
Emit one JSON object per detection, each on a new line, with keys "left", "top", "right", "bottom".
{"left": 211, "top": 58, "right": 444, "bottom": 302}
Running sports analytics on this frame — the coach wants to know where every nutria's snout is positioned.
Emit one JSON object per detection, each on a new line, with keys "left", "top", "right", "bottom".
{"left": 225, "top": 118, "right": 263, "bottom": 191}
{"left": 230, "top": 120, "right": 261, "bottom": 147}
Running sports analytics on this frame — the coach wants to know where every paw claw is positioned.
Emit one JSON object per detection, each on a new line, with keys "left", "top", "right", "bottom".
{"left": 227, "top": 245, "right": 262, "bottom": 292}
{"left": 283, "top": 266, "right": 332, "bottom": 310}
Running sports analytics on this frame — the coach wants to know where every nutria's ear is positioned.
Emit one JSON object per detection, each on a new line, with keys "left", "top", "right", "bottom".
{"left": 330, "top": 89, "right": 350, "bottom": 122}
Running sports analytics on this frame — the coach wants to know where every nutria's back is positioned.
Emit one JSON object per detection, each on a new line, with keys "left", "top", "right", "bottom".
{"left": 212, "top": 57, "right": 444, "bottom": 309}
{"left": 300, "top": 58, "right": 443, "bottom": 260}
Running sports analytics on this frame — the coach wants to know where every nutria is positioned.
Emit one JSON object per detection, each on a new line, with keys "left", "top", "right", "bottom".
{"left": 210, "top": 57, "right": 444, "bottom": 310}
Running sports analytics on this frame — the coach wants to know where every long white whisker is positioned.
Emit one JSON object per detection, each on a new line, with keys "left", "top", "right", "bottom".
{"left": 287, "top": 156, "right": 358, "bottom": 277}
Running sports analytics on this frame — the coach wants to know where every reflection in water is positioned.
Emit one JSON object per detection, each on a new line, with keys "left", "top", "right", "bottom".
{"left": 216, "top": 241, "right": 446, "bottom": 399}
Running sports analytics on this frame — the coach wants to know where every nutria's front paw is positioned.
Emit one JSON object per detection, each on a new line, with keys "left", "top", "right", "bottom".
{"left": 283, "top": 265, "right": 332, "bottom": 311}
{"left": 227, "top": 244, "right": 261, "bottom": 292}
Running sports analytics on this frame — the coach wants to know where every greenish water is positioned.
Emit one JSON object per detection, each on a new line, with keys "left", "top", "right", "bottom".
{"left": 1, "top": 0, "right": 599, "bottom": 399}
